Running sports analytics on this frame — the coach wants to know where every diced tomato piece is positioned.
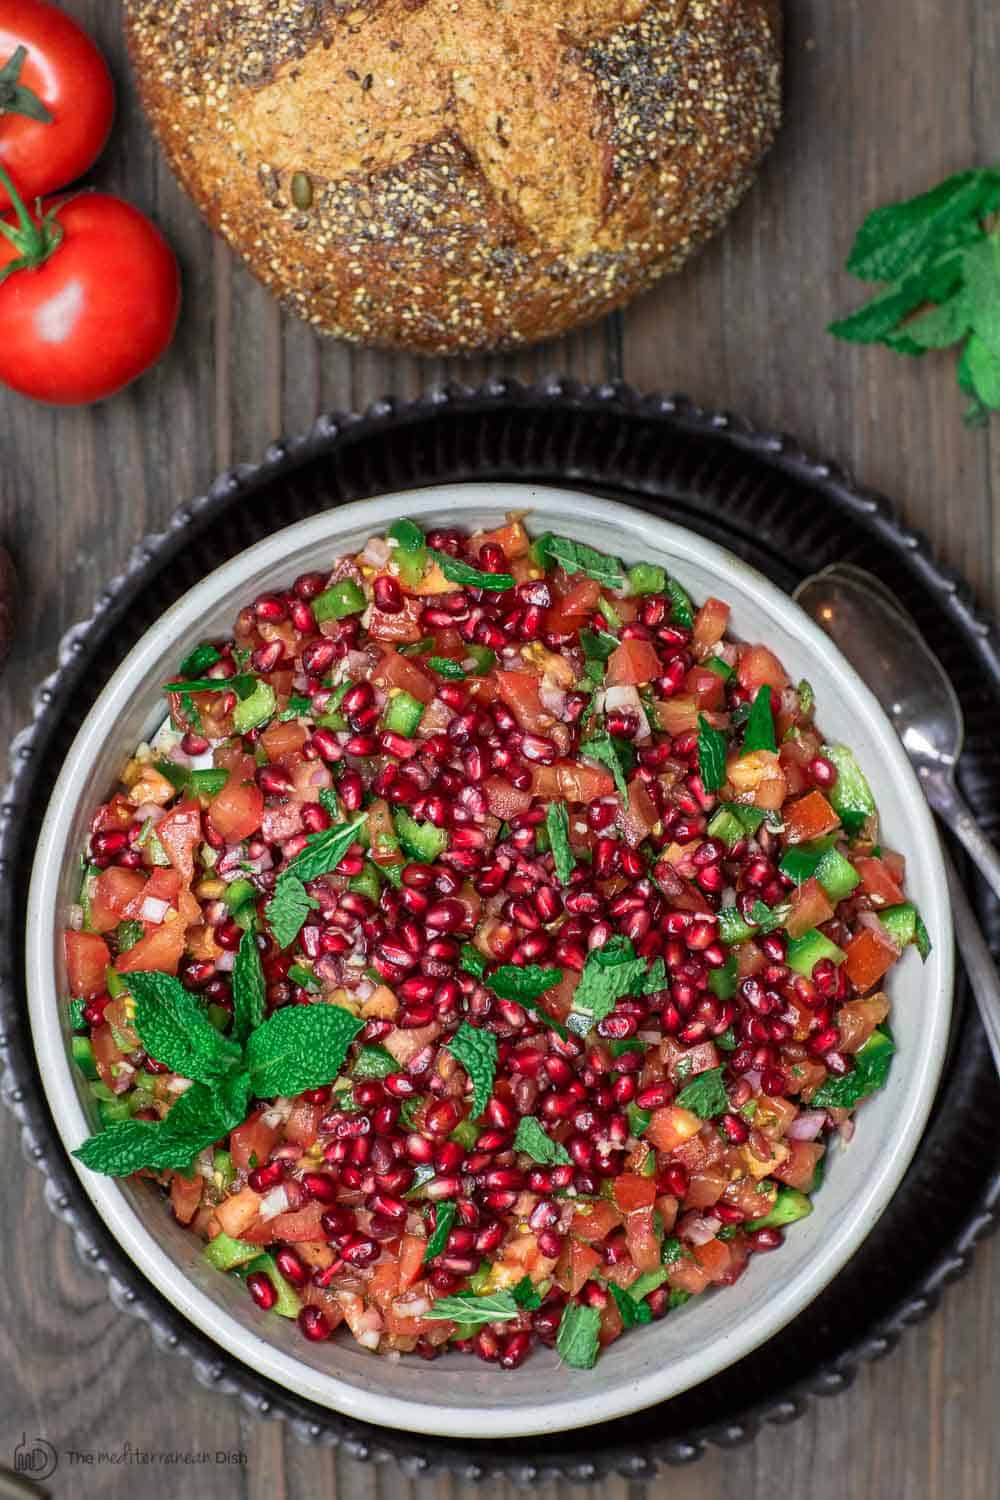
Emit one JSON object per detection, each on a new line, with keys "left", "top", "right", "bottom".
{"left": 727, "top": 749, "right": 788, "bottom": 810}
{"left": 853, "top": 856, "right": 906, "bottom": 906}
{"left": 737, "top": 644, "right": 790, "bottom": 696}
{"left": 214, "top": 1186, "right": 263, "bottom": 1239}
{"left": 284, "top": 1100, "right": 325, "bottom": 1147}
{"left": 613, "top": 1173, "right": 657, "bottom": 1214}
{"left": 654, "top": 695, "right": 700, "bottom": 734}
{"left": 784, "top": 790, "right": 841, "bottom": 844}
{"left": 605, "top": 638, "right": 661, "bottom": 687}
{"left": 65, "top": 931, "right": 111, "bottom": 997}
{"left": 368, "top": 595, "right": 423, "bottom": 642}
{"left": 692, "top": 1237, "right": 732, "bottom": 1283}
{"left": 297, "top": 1241, "right": 337, "bottom": 1273}
{"left": 156, "top": 798, "right": 204, "bottom": 878}
{"left": 475, "top": 518, "right": 531, "bottom": 560}
{"left": 685, "top": 665, "right": 726, "bottom": 710}
{"left": 92, "top": 1021, "right": 125, "bottom": 1089}
{"left": 684, "top": 1167, "right": 729, "bottom": 1210}
{"left": 542, "top": 969, "right": 579, "bottom": 1023}
{"left": 544, "top": 578, "right": 601, "bottom": 634}
{"left": 260, "top": 720, "right": 309, "bottom": 761}
{"left": 556, "top": 1239, "right": 603, "bottom": 1295}
{"left": 92, "top": 793, "right": 134, "bottom": 832}
{"left": 208, "top": 775, "right": 262, "bottom": 845}
{"left": 532, "top": 760, "right": 615, "bottom": 802}
{"left": 242, "top": 1203, "right": 326, "bottom": 1244}
{"left": 88, "top": 868, "right": 147, "bottom": 934}
{"left": 785, "top": 877, "right": 835, "bottom": 939}
{"left": 882, "top": 847, "right": 907, "bottom": 885}
{"left": 666, "top": 1256, "right": 712, "bottom": 1295}
{"left": 570, "top": 1199, "right": 623, "bottom": 1243}
{"left": 367, "top": 1259, "right": 401, "bottom": 1310}
{"left": 624, "top": 1205, "right": 662, "bottom": 1272}
{"left": 398, "top": 1233, "right": 427, "bottom": 1292}
{"left": 773, "top": 1141, "right": 825, "bottom": 1192}
{"left": 844, "top": 926, "right": 899, "bottom": 992}
{"left": 616, "top": 774, "right": 658, "bottom": 847}
{"left": 170, "top": 1171, "right": 203, "bottom": 1225}
{"left": 367, "top": 798, "right": 404, "bottom": 872}
{"left": 645, "top": 1105, "right": 702, "bottom": 1152}
{"left": 598, "top": 1294, "right": 625, "bottom": 1347}
{"left": 778, "top": 740, "right": 811, "bottom": 796}
{"left": 495, "top": 670, "right": 549, "bottom": 732}
{"left": 837, "top": 995, "right": 890, "bottom": 1053}
{"left": 483, "top": 775, "right": 534, "bottom": 820}
{"left": 372, "top": 648, "right": 435, "bottom": 704}
{"left": 116, "top": 919, "right": 187, "bottom": 976}
{"left": 693, "top": 597, "right": 731, "bottom": 651}
{"left": 126, "top": 866, "right": 182, "bottom": 920}
{"left": 230, "top": 1110, "right": 281, "bottom": 1172}
{"left": 735, "top": 940, "right": 767, "bottom": 978}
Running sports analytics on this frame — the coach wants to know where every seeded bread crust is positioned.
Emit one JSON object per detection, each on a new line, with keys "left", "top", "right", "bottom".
{"left": 125, "top": 0, "right": 782, "bottom": 354}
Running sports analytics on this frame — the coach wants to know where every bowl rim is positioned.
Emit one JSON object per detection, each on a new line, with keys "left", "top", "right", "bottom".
{"left": 25, "top": 482, "right": 953, "bottom": 1439}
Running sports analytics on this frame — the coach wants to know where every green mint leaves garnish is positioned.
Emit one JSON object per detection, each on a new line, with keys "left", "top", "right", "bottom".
{"left": 265, "top": 874, "right": 320, "bottom": 952}
{"left": 580, "top": 627, "right": 619, "bottom": 663}
{"left": 665, "top": 577, "right": 694, "bottom": 629}
{"left": 446, "top": 1021, "right": 498, "bottom": 1119}
{"left": 829, "top": 168, "right": 1000, "bottom": 423}
{"left": 514, "top": 1116, "right": 572, "bottom": 1165}
{"left": 163, "top": 672, "right": 256, "bottom": 696}
{"left": 231, "top": 929, "right": 266, "bottom": 1045}
{"left": 533, "top": 534, "right": 627, "bottom": 592}
{"left": 545, "top": 802, "right": 575, "bottom": 885}
{"left": 427, "top": 656, "right": 466, "bottom": 679}
{"left": 74, "top": 1071, "right": 252, "bottom": 1177}
{"left": 423, "top": 1201, "right": 457, "bottom": 1264}
{"left": 609, "top": 1282, "right": 653, "bottom": 1329}
{"left": 580, "top": 731, "right": 630, "bottom": 802}
{"left": 460, "top": 943, "right": 488, "bottom": 979}
{"left": 556, "top": 1302, "right": 602, "bottom": 1369}
{"left": 127, "top": 971, "right": 242, "bottom": 1084}
{"left": 243, "top": 1004, "right": 363, "bottom": 1098}
{"left": 809, "top": 1028, "right": 895, "bottom": 1109}
{"left": 483, "top": 964, "right": 568, "bottom": 1037}
{"left": 676, "top": 1065, "right": 729, "bottom": 1120}
{"left": 571, "top": 936, "right": 648, "bottom": 1029}
{"left": 283, "top": 814, "right": 367, "bottom": 885}
{"left": 177, "top": 642, "right": 222, "bottom": 678}
{"left": 741, "top": 686, "right": 777, "bottom": 755}
{"left": 697, "top": 715, "right": 727, "bottom": 793}
{"left": 430, "top": 549, "right": 514, "bottom": 592}
{"left": 425, "top": 1290, "right": 522, "bottom": 1325}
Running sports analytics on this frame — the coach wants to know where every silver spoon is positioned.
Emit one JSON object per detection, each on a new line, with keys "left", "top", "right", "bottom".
{"left": 795, "top": 566, "right": 1000, "bottom": 1073}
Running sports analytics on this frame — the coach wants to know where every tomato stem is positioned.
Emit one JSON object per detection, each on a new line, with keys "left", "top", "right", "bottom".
{"left": 0, "top": 163, "right": 64, "bottom": 283}
{"left": 0, "top": 46, "right": 53, "bottom": 125}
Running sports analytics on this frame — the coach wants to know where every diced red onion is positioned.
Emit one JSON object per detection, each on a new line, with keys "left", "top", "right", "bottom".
{"left": 787, "top": 1110, "right": 827, "bottom": 1141}
{"left": 68, "top": 903, "right": 84, "bottom": 932}
{"left": 680, "top": 1212, "right": 722, "bottom": 1245}
{"left": 539, "top": 684, "right": 568, "bottom": 718}
{"left": 857, "top": 909, "right": 901, "bottom": 952}
{"left": 362, "top": 537, "right": 391, "bottom": 568}
{"left": 215, "top": 951, "right": 236, "bottom": 973}
{"left": 260, "top": 1185, "right": 289, "bottom": 1221}
{"left": 139, "top": 895, "right": 170, "bottom": 925}
{"left": 744, "top": 1069, "right": 763, "bottom": 1092}
{"left": 135, "top": 802, "right": 166, "bottom": 825}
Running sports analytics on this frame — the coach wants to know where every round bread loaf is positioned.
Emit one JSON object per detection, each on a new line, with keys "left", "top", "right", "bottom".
{"left": 126, "top": 0, "right": 782, "bottom": 354}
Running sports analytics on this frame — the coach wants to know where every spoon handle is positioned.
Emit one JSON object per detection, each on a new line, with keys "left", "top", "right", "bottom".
{"left": 921, "top": 769, "right": 1000, "bottom": 907}
{"left": 945, "top": 852, "right": 1000, "bottom": 1076}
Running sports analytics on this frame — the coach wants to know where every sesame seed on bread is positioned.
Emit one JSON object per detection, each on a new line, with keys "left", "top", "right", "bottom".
{"left": 126, "top": 0, "right": 782, "bottom": 354}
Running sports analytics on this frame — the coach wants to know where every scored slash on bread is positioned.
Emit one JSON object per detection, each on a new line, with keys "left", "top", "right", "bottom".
{"left": 126, "top": 0, "right": 782, "bottom": 354}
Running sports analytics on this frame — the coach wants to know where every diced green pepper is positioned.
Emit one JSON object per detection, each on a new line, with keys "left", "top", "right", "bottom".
{"left": 394, "top": 808, "right": 448, "bottom": 863}
{"left": 627, "top": 1103, "right": 652, "bottom": 1138}
{"left": 467, "top": 1261, "right": 492, "bottom": 1295}
{"left": 287, "top": 962, "right": 321, "bottom": 993}
{"left": 705, "top": 656, "right": 734, "bottom": 681}
{"left": 389, "top": 520, "right": 428, "bottom": 588}
{"left": 779, "top": 837, "right": 838, "bottom": 884}
{"left": 597, "top": 596, "right": 623, "bottom": 629}
{"left": 466, "top": 644, "right": 496, "bottom": 674}
{"left": 115, "top": 919, "right": 143, "bottom": 953}
{"left": 223, "top": 878, "right": 257, "bottom": 914}
{"left": 717, "top": 907, "right": 758, "bottom": 945}
{"left": 786, "top": 928, "right": 847, "bottom": 977}
{"left": 707, "top": 808, "right": 745, "bottom": 847}
{"left": 348, "top": 861, "right": 383, "bottom": 906}
{"left": 98, "top": 1094, "right": 133, "bottom": 1125}
{"left": 627, "top": 562, "right": 667, "bottom": 596}
{"left": 352, "top": 1045, "right": 399, "bottom": 1079}
{"left": 233, "top": 680, "right": 276, "bottom": 735}
{"left": 879, "top": 902, "right": 931, "bottom": 960}
{"left": 449, "top": 1118, "right": 480, "bottom": 1150}
{"left": 204, "top": 1232, "right": 263, "bottom": 1272}
{"left": 213, "top": 1150, "right": 236, "bottom": 1192}
{"left": 313, "top": 578, "right": 367, "bottom": 622}
{"left": 747, "top": 1187, "right": 813, "bottom": 1232}
{"left": 71, "top": 1035, "right": 98, "bottom": 1080}
{"left": 136, "top": 818, "right": 171, "bottom": 866}
{"left": 383, "top": 690, "right": 424, "bottom": 737}
{"left": 106, "top": 967, "right": 128, "bottom": 999}
{"left": 708, "top": 952, "right": 738, "bottom": 1000}
{"left": 189, "top": 768, "right": 229, "bottom": 798}
{"left": 813, "top": 847, "right": 861, "bottom": 902}
{"left": 822, "top": 743, "right": 877, "bottom": 837}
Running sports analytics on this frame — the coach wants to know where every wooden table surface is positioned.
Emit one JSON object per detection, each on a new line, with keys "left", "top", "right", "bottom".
{"left": 1, "top": 3, "right": 997, "bottom": 1497}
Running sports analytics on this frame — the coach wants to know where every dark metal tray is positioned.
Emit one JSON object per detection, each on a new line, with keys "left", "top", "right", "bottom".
{"left": 2, "top": 381, "right": 998, "bottom": 1483}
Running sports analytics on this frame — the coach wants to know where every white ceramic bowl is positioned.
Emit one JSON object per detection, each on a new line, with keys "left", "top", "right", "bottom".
{"left": 26, "top": 484, "right": 952, "bottom": 1439}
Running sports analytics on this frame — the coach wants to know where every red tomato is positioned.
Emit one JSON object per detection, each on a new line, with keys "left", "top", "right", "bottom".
{"left": 685, "top": 665, "right": 726, "bottom": 710}
{"left": 785, "top": 876, "right": 835, "bottom": 939}
{"left": 544, "top": 577, "right": 601, "bottom": 634}
{"left": 0, "top": 191, "right": 179, "bottom": 404}
{"left": 88, "top": 867, "right": 146, "bottom": 934}
{"left": 625, "top": 1206, "right": 663, "bottom": 1272}
{"left": 156, "top": 799, "right": 203, "bottom": 879}
{"left": 844, "top": 926, "right": 899, "bottom": 993}
{"left": 773, "top": 1141, "right": 825, "bottom": 1192}
{"left": 783, "top": 790, "right": 841, "bottom": 844}
{"left": 605, "top": 638, "right": 660, "bottom": 687}
{"left": 495, "top": 670, "right": 549, "bottom": 732}
{"left": 853, "top": 856, "right": 906, "bottom": 906}
{"left": 531, "top": 760, "right": 615, "bottom": 802}
{"left": 115, "top": 919, "right": 186, "bottom": 977}
{"left": 654, "top": 695, "right": 700, "bottom": 735}
{"left": 737, "top": 644, "right": 790, "bottom": 696}
{"left": 0, "top": 1, "right": 114, "bottom": 207}
{"left": 692, "top": 596, "right": 730, "bottom": 651}
{"left": 259, "top": 719, "right": 309, "bottom": 762}
{"left": 372, "top": 648, "right": 435, "bottom": 704}
{"left": 230, "top": 1111, "right": 281, "bottom": 1172}
{"left": 612, "top": 1173, "right": 656, "bottom": 1214}
{"left": 616, "top": 774, "right": 658, "bottom": 847}
{"left": 483, "top": 775, "right": 534, "bottom": 820}
{"left": 65, "top": 930, "right": 109, "bottom": 997}
{"left": 209, "top": 774, "right": 263, "bottom": 844}
{"left": 170, "top": 1171, "right": 203, "bottom": 1226}
{"left": 692, "top": 1237, "right": 732, "bottom": 1283}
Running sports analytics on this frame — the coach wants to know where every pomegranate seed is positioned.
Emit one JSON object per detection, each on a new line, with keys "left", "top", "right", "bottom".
{"left": 247, "top": 1161, "right": 284, "bottom": 1192}
{"left": 721, "top": 1112, "right": 750, "bottom": 1143}
{"left": 636, "top": 1082, "right": 673, "bottom": 1109}
{"left": 425, "top": 1175, "right": 462, "bottom": 1201}
{"left": 660, "top": 1163, "right": 689, "bottom": 1197}
{"left": 808, "top": 755, "right": 837, "bottom": 789}
{"left": 298, "top": 1306, "right": 331, "bottom": 1342}
{"left": 275, "top": 1247, "right": 308, "bottom": 1287}
{"left": 373, "top": 574, "right": 403, "bottom": 613}
{"left": 91, "top": 829, "right": 127, "bottom": 861}
{"left": 246, "top": 1272, "right": 278, "bottom": 1310}
{"left": 749, "top": 1227, "right": 784, "bottom": 1251}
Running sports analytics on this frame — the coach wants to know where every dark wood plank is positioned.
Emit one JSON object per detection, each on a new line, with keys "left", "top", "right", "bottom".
{"left": 0, "top": 2, "right": 996, "bottom": 1497}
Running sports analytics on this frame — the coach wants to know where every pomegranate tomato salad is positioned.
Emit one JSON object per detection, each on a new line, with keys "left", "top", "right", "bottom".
{"left": 65, "top": 519, "right": 930, "bottom": 1370}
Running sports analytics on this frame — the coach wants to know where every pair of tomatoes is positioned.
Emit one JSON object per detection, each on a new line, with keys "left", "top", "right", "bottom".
{"left": 0, "top": 0, "right": 180, "bottom": 405}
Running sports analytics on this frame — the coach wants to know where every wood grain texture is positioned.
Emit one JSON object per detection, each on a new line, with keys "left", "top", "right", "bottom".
{"left": 0, "top": 2, "right": 995, "bottom": 1497}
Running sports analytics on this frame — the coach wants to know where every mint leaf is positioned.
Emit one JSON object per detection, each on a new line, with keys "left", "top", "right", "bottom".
{"left": 845, "top": 169, "right": 1000, "bottom": 283}
{"left": 279, "top": 694, "right": 312, "bottom": 722}
{"left": 963, "top": 236, "right": 1000, "bottom": 358}
{"left": 446, "top": 1021, "right": 498, "bottom": 1119}
{"left": 460, "top": 943, "right": 487, "bottom": 979}
{"left": 486, "top": 965, "right": 562, "bottom": 1002}
{"left": 164, "top": 1070, "right": 251, "bottom": 1148}
{"left": 676, "top": 1065, "right": 728, "bottom": 1120}
{"left": 178, "top": 642, "right": 222, "bottom": 678}
{"left": 556, "top": 1302, "right": 602, "bottom": 1369}
{"left": 423, "top": 1201, "right": 457, "bottom": 1264}
{"left": 580, "top": 627, "right": 619, "bottom": 662}
{"left": 425, "top": 1291, "right": 520, "bottom": 1325}
{"left": 232, "top": 929, "right": 266, "bottom": 1045}
{"left": 245, "top": 1004, "right": 363, "bottom": 1097}
{"left": 966, "top": 331, "right": 1000, "bottom": 408}
{"left": 609, "top": 1282, "right": 653, "bottom": 1329}
{"left": 580, "top": 731, "right": 629, "bottom": 802}
{"left": 265, "top": 874, "right": 320, "bottom": 951}
{"left": 74, "top": 1072, "right": 251, "bottom": 1178}
{"left": 546, "top": 802, "right": 575, "bottom": 885}
{"left": 697, "top": 715, "right": 727, "bottom": 793}
{"left": 665, "top": 577, "right": 694, "bottom": 629}
{"left": 741, "top": 686, "right": 776, "bottom": 755}
{"left": 511, "top": 1275, "right": 543, "bottom": 1310}
{"left": 810, "top": 1029, "right": 895, "bottom": 1109}
{"left": 572, "top": 937, "right": 648, "bottom": 1027}
{"left": 514, "top": 1116, "right": 572, "bottom": 1165}
{"left": 427, "top": 656, "right": 466, "bottom": 679}
{"left": 430, "top": 549, "right": 513, "bottom": 592}
{"left": 128, "top": 971, "right": 241, "bottom": 1084}
{"left": 163, "top": 672, "right": 256, "bottom": 696}
{"left": 534, "top": 534, "right": 626, "bottom": 591}
{"left": 885, "top": 292, "right": 971, "bottom": 353}
{"left": 285, "top": 814, "right": 367, "bottom": 885}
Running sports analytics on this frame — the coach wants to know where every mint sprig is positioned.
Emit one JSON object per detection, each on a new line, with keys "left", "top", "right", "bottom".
{"left": 697, "top": 715, "right": 727, "bottom": 794}
{"left": 514, "top": 1116, "right": 571, "bottom": 1165}
{"left": 580, "top": 731, "right": 630, "bottom": 803}
{"left": 232, "top": 930, "right": 266, "bottom": 1045}
{"left": 571, "top": 936, "right": 648, "bottom": 1028}
{"left": 127, "top": 971, "right": 242, "bottom": 1083}
{"left": 423, "top": 1201, "right": 457, "bottom": 1264}
{"left": 830, "top": 167, "right": 1000, "bottom": 423}
{"left": 430, "top": 549, "right": 514, "bottom": 592}
{"left": 446, "top": 1021, "right": 498, "bottom": 1119}
{"left": 484, "top": 964, "right": 569, "bottom": 1038}
{"left": 265, "top": 874, "right": 320, "bottom": 952}
{"left": 244, "top": 1004, "right": 363, "bottom": 1098}
{"left": 425, "top": 1290, "right": 522, "bottom": 1325}
{"left": 534, "top": 534, "right": 627, "bottom": 592}
{"left": 741, "top": 686, "right": 777, "bottom": 756}
{"left": 676, "top": 1065, "right": 729, "bottom": 1120}
{"left": 546, "top": 802, "right": 576, "bottom": 885}
{"left": 556, "top": 1302, "right": 602, "bottom": 1369}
